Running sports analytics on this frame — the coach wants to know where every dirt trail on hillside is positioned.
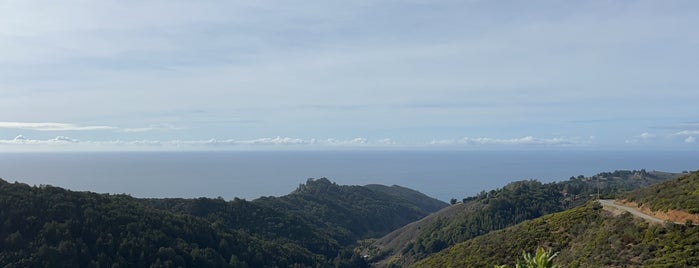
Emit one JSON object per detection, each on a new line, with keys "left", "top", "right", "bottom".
{"left": 598, "top": 200, "right": 667, "bottom": 224}
{"left": 598, "top": 199, "right": 698, "bottom": 225}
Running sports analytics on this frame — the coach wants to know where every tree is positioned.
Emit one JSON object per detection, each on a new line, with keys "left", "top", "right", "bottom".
{"left": 450, "top": 198, "right": 457, "bottom": 205}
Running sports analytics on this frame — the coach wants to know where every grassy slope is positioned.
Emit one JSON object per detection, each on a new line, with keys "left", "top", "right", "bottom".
{"left": 416, "top": 171, "right": 699, "bottom": 267}
{"left": 369, "top": 170, "right": 676, "bottom": 267}
{"left": 416, "top": 202, "right": 699, "bottom": 267}
{"left": 622, "top": 171, "right": 699, "bottom": 213}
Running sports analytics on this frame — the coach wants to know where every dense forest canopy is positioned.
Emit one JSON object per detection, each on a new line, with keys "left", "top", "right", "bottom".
{"left": 0, "top": 177, "right": 445, "bottom": 267}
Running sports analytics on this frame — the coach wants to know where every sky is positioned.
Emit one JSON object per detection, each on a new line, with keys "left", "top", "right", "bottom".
{"left": 1, "top": 0, "right": 698, "bottom": 151}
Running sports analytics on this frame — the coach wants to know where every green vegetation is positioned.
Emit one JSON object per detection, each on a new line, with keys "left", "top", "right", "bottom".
{"left": 495, "top": 247, "right": 559, "bottom": 268}
{"left": 256, "top": 178, "right": 446, "bottom": 245}
{"left": 1, "top": 169, "right": 690, "bottom": 267}
{"left": 363, "top": 184, "right": 447, "bottom": 213}
{"left": 0, "top": 177, "right": 446, "bottom": 267}
{"left": 622, "top": 171, "right": 699, "bottom": 213}
{"left": 416, "top": 202, "right": 699, "bottom": 267}
{"left": 0, "top": 179, "right": 322, "bottom": 267}
{"left": 370, "top": 170, "right": 677, "bottom": 267}
{"left": 416, "top": 171, "right": 699, "bottom": 267}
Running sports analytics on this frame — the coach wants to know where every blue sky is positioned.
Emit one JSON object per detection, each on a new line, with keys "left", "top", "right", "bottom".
{"left": 1, "top": 0, "right": 698, "bottom": 151}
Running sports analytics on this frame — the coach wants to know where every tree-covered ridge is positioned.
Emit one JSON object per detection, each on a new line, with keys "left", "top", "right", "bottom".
{"left": 622, "top": 171, "right": 699, "bottom": 213}
{"left": 369, "top": 170, "right": 677, "bottom": 267}
{"left": 0, "top": 177, "right": 446, "bottom": 267}
{"left": 255, "top": 178, "right": 448, "bottom": 246}
{"left": 139, "top": 178, "right": 447, "bottom": 263}
{"left": 141, "top": 196, "right": 341, "bottom": 258}
{"left": 362, "top": 184, "right": 447, "bottom": 213}
{"left": 0, "top": 179, "right": 324, "bottom": 268}
{"left": 415, "top": 202, "right": 699, "bottom": 267}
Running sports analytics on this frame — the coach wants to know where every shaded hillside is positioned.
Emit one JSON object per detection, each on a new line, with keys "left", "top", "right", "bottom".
{"left": 416, "top": 202, "right": 699, "bottom": 267}
{"left": 0, "top": 179, "right": 324, "bottom": 268}
{"left": 141, "top": 196, "right": 341, "bottom": 258}
{"left": 255, "top": 178, "right": 448, "bottom": 246}
{"left": 142, "top": 178, "right": 446, "bottom": 262}
{"left": 0, "top": 177, "right": 445, "bottom": 267}
{"left": 368, "top": 170, "right": 677, "bottom": 267}
{"left": 366, "top": 201, "right": 485, "bottom": 266}
{"left": 363, "top": 184, "right": 447, "bottom": 213}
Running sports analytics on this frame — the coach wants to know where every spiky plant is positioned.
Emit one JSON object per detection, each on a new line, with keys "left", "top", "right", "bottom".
{"left": 495, "top": 247, "right": 558, "bottom": 268}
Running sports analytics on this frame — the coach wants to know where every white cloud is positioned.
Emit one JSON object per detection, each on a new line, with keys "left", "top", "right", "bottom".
{"left": 1, "top": 135, "right": 78, "bottom": 145}
{"left": 0, "top": 121, "right": 184, "bottom": 133}
{"left": 0, "top": 136, "right": 393, "bottom": 151}
{"left": 0, "top": 122, "right": 115, "bottom": 131}
{"left": 639, "top": 132, "right": 656, "bottom": 139}
{"left": 51, "top": 136, "right": 78, "bottom": 143}
{"left": 675, "top": 130, "right": 699, "bottom": 136}
{"left": 121, "top": 127, "right": 159, "bottom": 133}
{"left": 121, "top": 125, "right": 183, "bottom": 132}
{"left": 377, "top": 138, "right": 395, "bottom": 145}
{"left": 625, "top": 132, "right": 659, "bottom": 144}
{"left": 430, "top": 136, "right": 585, "bottom": 146}
{"left": 685, "top": 136, "right": 696, "bottom": 143}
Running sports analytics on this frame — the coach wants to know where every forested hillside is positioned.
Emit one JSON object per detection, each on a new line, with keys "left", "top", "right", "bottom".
{"left": 0, "top": 170, "right": 685, "bottom": 267}
{"left": 0, "top": 179, "right": 323, "bottom": 267}
{"left": 0, "top": 178, "right": 445, "bottom": 267}
{"left": 416, "top": 171, "right": 699, "bottom": 267}
{"left": 622, "top": 171, "right": 699, "bottom": 213}
{"left": 417, "top": 202, "right": 699, "bottom": 267}
{"left": 368, "top": 170, "right": 677, "bottom": 267}
{"left": 256, "top": 178, "right": 447, "bottom": 245}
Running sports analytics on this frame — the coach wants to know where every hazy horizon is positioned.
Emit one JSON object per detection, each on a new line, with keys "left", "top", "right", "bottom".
{"left": 1, "top": 150, "right": 696, "bottom": 202}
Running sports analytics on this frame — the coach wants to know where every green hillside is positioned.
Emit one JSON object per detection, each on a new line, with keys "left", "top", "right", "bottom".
{"left": 416, "top": 202, "right": 699, "bottom": 267}
{"left": 368, "top": 170, "right": 675, "bottom": 267}
{"left": 0, "top": 179, "right": 323, "bottom": 267}
{"left": 416, "top": 171, "right": 699, "bottom": 267}
{"left": 363, "top": 184, "right": 447, "bottom": 213}
{"left": 255, "top": 178, "right": 447, "bottom": 245}
{"left": 622, "top": 171, "right": 699, "bottom": 213}
{"left": 0, "top": 178, "right": 446, "bottom": 267}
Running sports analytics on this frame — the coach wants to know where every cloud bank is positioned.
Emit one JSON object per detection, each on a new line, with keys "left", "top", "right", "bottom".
{"left": 0, "top": 121, "right": 179, "bottom": 133}
{"left": 430, "top": 136, "right": 586, "bottom": 146}
{"left": 0, "top": 122, "right": 115, "bottom": 131}
{"left": 0, "top": 135, "right": 389, "bottom": 150}
{"left": 0, "top": 135, "right": 592, "bottom": 151}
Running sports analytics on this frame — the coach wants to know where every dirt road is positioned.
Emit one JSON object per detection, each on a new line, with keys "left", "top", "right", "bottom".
{"left": 597, "top": 199, "right": 668, "bottom": 224}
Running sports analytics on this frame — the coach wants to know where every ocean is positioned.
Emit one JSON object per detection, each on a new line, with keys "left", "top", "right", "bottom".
{"left": 0, "top": 150, "right": 696, "bottom": 202}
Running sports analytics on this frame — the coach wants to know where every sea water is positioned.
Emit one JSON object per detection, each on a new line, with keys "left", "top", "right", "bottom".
{"left": 0, "top": 150, "right": 696, "bottom": 202}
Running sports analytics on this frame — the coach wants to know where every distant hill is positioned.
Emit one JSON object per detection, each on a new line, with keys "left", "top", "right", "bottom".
{"left": 255, "top": 178, "right": 448, "bottom": 246}
{"left": 0, "top": 177, "right": 445, "bottom": 267}
{"left": 363, "top": 184, "right": 447, "bottom": 213}
{"left": 366, "top": 170, "right": 679, "bottom": 267}
{"left": 415, "top": 171, "right": 699, "bottom": 267}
